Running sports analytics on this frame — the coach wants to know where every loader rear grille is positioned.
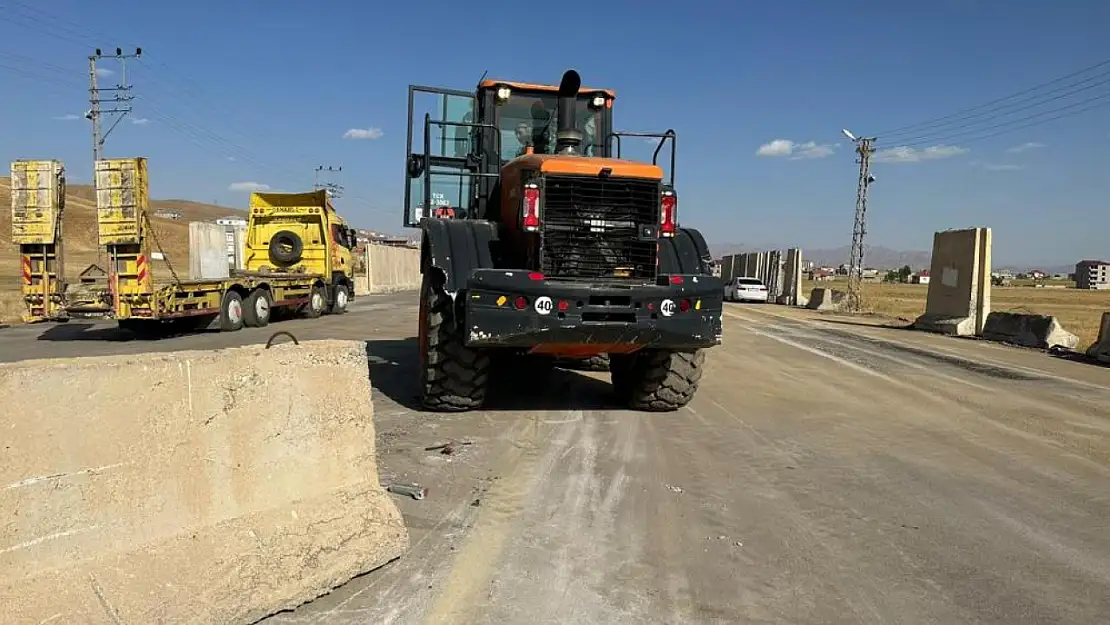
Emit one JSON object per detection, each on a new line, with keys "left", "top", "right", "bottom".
{"left": 540, "top": 175, "right": 659, "bottom": 282}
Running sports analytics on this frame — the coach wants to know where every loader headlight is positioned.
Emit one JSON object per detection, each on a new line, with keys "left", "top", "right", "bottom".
{"left": 590, "top": 95, "right": 606, "bottom": 108}
{"left": 496, "top": 86, "right": 512, "bottom": 102}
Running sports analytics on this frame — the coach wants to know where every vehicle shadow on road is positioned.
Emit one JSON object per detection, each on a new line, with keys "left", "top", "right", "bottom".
{"left": 34, "top": 322, "right": 135, "bottom": 342}
{"left": 364, "top": 338, "right": 625, "bottom": 412}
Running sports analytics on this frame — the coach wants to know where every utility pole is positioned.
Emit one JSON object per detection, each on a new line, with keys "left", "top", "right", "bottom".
{"left": 88, "top": 47, "right": 142, "bottom": 162}
{"left": 88, "top": 47, "right": 141, "bottom": 267}
{"left": 313, "top": 165, "right": 344, "bottom": 199}
{"left": 841, "top": 128, "right": 876, "bottom": 312}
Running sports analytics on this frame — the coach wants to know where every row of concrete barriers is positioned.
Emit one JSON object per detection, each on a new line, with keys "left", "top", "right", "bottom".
{"left": 808, "top": 227, "right": 1108, "bottom": 356}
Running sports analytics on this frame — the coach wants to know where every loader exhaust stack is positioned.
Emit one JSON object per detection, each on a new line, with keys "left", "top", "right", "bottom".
{"left": 555, "top": 69, "right": 584, "bottom": 155}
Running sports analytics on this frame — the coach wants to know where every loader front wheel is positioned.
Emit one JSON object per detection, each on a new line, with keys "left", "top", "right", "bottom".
{"left": 611, "top": 349, "right": 705, "bottom": 411}
{"left": 418, "top": 270, "right": 489, "bottom": 412}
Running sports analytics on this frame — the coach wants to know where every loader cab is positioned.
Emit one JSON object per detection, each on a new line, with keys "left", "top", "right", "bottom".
{"left": 402, "top": 79, "right": 617, "bottom": 228}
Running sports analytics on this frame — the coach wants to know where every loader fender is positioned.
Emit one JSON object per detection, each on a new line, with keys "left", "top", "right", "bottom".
{"left": 419, "top": 217, "right": 498, "bottom": 298}
{"left": 660, "top": 228, "right": 712, "bottom": 276}
{"left": 682, "top": 227, "right": 714, "bottom": 274}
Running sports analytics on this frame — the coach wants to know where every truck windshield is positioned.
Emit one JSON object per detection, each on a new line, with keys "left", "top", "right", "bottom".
{"left": 497, "top": 93, "right": 603, "bottom": 161}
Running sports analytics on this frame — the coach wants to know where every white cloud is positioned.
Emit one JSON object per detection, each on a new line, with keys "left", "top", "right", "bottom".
{"left": 228, "top": 181, "right": 270, "bottom": 192}
{"left": 131, "top": 117, "right": 150, "bottom": 125}
{"left": 226, "top": 156, "right": 236, "bottom": 162}
{"left": 756, "top": 138, "right": 836, "bottom": 159}
{"left": 872, "top": 144, "right": 968, "bottom": 163}
{"left": 1005, "top": 141, "right": 1045, "bottom": 154}
{"left": 95, "top": 67, "right": 114, "bottom": 78}
{"left": 53, "top": 114, "right": 79, "bottom": 121}
{"left": 982, "top": 163, "right": 1024, "bottom": 171}
{"left": 756, "top": 139, "right": 794, "bottom": 157}
{"left": 343, "top": 127, "right": 383, "bottom": 140}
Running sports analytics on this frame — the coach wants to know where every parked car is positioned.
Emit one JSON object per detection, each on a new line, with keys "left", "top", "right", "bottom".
{"left": 724, "top": 276, "right": 769, "bottom": 303}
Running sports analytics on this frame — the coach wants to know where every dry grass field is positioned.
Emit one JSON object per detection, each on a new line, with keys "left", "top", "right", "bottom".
{"left": 805, "top": 279, "right": 1110, "bottom": 351}
{"left": 1, "top": 176, "right": 245, "bottom": 324}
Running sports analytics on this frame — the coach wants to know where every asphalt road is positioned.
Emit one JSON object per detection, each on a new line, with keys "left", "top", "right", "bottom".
{"left": 6, "top": 294, "right": 1110, "bottom": 624}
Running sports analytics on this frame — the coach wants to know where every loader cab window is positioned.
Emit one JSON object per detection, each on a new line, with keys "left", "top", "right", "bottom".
{"left": 494, "top": 92, "right": 605, "bottom": 162}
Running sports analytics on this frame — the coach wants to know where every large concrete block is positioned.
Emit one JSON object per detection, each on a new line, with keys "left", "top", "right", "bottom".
{"left": 981, "top": 311, "right": 1079, "bottom": 350}
{"left": 0, "top": 340, "right": 409, "bottom": 624}
{"left": 189, "top": 221, "right": 230, "bottom": 280}
{"left": 365, "top": 244, "right": 420, "bottom": 293}
{"left": 806, "top": 287, "right": 846, "bottom": 311}
{"left": 913, "top": 227, "right": 992, "bottom": 336}
{"left": 1085, "top": 312, "right": 1110, "bottom": 363}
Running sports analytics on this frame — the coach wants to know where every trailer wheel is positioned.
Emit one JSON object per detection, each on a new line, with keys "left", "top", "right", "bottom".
{"left": 418, "top": 269, "right": 489, "bottom": 412}
{"left": 219, "top": 290, "right": 245, "bottom": 332}
{"left": 244, "top": 289, "right": 272, "bottom": 328}
{"left": 304, "top": 285, "right": 327, "bottom": 318}
{"left": 329, "top": 283, "right": 350, "bottom": 315}
{"left": 611, "top": 349, "right": 705, "bottom": 411}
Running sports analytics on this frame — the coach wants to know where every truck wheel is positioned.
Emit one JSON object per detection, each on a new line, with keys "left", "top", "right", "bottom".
{"left": 329, "top": 284, "right": 350, "bottom": 315}
{"left": 611, "top": 349, "right": 705, "bottom": 411}
{"left": 244, "top": 289, "right": 272, "bottom": 327}
{"left": 303, "top": 285, "right": 327, "bottom": 318}
{"left": 220, "top": 291, "right": 245, "bottom": 332}
{"left": 418, "top": 270, "right": 489, "bottom": 411}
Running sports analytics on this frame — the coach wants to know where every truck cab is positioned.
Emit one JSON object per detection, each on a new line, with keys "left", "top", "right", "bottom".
{"left": 246, "top": 190, "right": 358, "bottom": 309}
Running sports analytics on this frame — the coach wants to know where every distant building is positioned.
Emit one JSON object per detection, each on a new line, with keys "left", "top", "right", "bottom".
{"left": 1028, "top": 269, "right": 1047, "bottom": 280}
{"left": 1075, "top": 260, "right": 1110, "bottom": 290}
{"left": 913, "top": 270, "right": 930, "bottom": 285}
{"left": 153, "top": 209, "right": 182, "bottom": 220}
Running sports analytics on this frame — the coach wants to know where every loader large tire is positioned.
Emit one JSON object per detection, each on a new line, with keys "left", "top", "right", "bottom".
{"left": 418, "top": 270, "right": 489, "bottom": 411}
{"left": 611, "top": 349, "right": 705, "bottom": 411}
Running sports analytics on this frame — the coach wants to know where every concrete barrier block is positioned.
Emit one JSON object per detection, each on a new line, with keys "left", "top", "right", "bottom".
{"left": 914, "top": 227, "right": 992, "bottom": 336}
{"left": 188, "top": 221, "right": 230, "bottom": 280}
{"left": 806, "top": 287, "right": 846, "bottom": 311}
{"left": 0, "top": 340, "right": 409, "bottom": 624}
{"left": 981, "top": 311, "right": 1079, "bottom": 350}
{"left": 1085, "top": 312, "right": 1110, "bottom": 363}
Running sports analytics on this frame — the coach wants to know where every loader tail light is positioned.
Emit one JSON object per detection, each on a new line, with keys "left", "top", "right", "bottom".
{"left": 660, "top": 190, "right": 677, "bottom": 237}
{"left": 522, "top": 183, "right": 541, "bottom": 232}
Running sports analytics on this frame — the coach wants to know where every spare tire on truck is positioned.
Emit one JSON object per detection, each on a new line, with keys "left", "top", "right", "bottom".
{"left": 268, "top": 230, "right": 304, "bottom": 266}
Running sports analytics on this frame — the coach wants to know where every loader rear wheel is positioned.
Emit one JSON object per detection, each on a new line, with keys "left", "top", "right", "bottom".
{"left": 418, "top": 270, "right": 489, "bottom": 412}
{"left": 611, "top": 349, "right": 705, "bottom": 411}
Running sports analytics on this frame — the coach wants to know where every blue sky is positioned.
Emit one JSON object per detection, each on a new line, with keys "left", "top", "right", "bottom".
{"left": 1, "top": 0, "right": 1108, "bottom": 266}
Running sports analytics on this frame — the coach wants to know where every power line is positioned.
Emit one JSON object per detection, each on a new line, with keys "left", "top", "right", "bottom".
{"left": 872, "top": 56, "right": 1110, "bottom": 138}
{"left": 881, "top": 70, "right": 1110, "bottom": 145}
{"left": 1, "top": 2, "right": 390, "bottom": 217}
{"left": 883, "top": 90, "right": 1110, "bottom": 150}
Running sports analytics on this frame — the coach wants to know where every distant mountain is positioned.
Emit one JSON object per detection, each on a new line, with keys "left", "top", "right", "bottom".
{"left": 709, "top": 242, "right": 932, "bottom": 271}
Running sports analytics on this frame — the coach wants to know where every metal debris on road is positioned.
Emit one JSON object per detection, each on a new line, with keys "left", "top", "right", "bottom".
{"left": 425, "top": 440, "right": 474, "bottom": 455}
{"left": 666, "top": 484, "right": 683, "bottom": 493}
{"left": 385, "top": 483, "right": 427, "bottom": 500}
{"left": 265, "top": 330, "right": 300, "bottom": 348}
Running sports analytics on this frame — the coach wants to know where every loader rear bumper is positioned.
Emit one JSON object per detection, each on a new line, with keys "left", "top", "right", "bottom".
{"left": 462, "top": 269, "right": 724, "bottom": 350}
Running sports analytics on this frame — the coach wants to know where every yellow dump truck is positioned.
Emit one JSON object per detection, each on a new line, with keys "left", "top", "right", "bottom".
{"left": 97, "top": 157, "right": 358, "bottom": 335}
{"left": 9, "top": 159, "right": 69, "bottom": 322}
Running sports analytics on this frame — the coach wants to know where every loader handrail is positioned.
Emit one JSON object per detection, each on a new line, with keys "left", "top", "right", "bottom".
{"left": 607, "top": 129, "right": 677, "bottom": 187}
